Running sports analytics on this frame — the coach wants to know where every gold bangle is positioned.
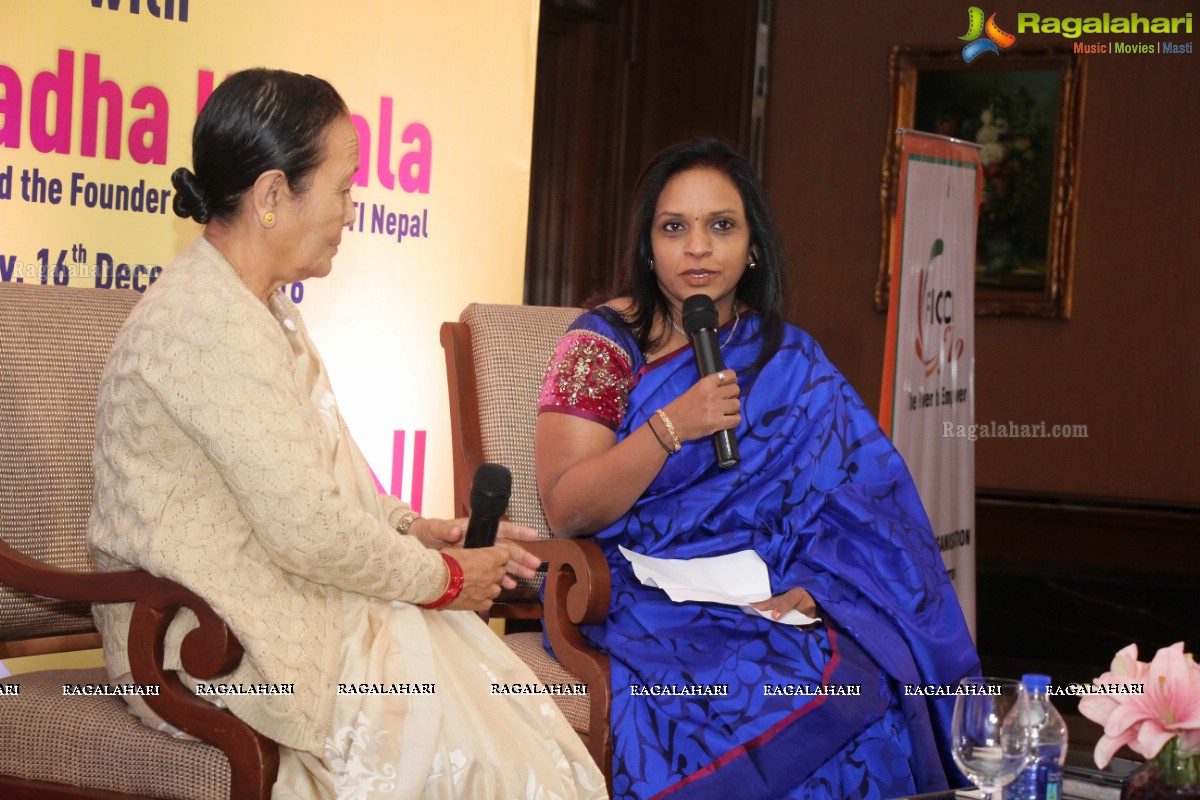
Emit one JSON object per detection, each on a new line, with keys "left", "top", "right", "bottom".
{"left": 395, "top": 511, "right": 420, "bottom": 535}
{"left": 648, "top": 416, "right": 675, "bottom": 455}
{"left": 654, "top": 409, "right": 681, "bottom": 453}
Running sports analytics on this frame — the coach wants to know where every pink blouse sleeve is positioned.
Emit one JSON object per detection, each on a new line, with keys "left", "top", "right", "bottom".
{"left": 538, "top": 330, "right": 633, "bottom": 430}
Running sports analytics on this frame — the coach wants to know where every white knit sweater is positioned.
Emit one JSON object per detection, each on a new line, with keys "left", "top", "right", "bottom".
{"left": 88, "top": 236, "right": 446, "bottom": 754}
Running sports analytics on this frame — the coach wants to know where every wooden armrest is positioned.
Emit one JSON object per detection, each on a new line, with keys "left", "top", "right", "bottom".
{"left": 523, "top": 537, "right": 610, "bottom": 625}
{"left": 0, "top": 538, "right": 159, "bottom": 602}
{"left": 524, "top": 536, "right": 612, "bottom": 774}
{"left": 128, "top": 581, "right": 279, "bottom": 799}
{"left": 0, "top": 537, "right": 279, "bottom": 799}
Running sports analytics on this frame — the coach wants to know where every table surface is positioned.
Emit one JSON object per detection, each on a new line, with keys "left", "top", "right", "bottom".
{"left": 889, "top": 752, "right": 1137, "bottom": 800}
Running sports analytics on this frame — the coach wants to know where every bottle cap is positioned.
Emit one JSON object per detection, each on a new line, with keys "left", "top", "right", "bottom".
{"left": 1021, "top": 673, "right": 1052, "bottom": 692}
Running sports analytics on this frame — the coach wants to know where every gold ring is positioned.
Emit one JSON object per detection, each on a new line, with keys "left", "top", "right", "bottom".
{"left": 716, "top": 371, "right": 727, "bottom": 385}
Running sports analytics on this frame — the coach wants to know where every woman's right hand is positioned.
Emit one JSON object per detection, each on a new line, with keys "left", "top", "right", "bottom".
{"left": 439, "top": 541, "right": 540, "bottom": 612}
{"left": 535, "top": 368, "right": 741, "bottom": 536}
{"left": 663, "top": 369, "right": 741, "bottom": 442}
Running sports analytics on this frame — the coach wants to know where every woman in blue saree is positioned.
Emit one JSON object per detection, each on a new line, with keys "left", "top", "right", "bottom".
{"left": 535, "top": 138, "right": 979, "bottom": 800}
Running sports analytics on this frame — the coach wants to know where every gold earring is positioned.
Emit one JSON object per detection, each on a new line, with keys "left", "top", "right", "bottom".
{"left": 263, "top": 211, "right": 276, "bottom": 227}
{"left": 747, "top": 253, "right": 758, "bottom": 269}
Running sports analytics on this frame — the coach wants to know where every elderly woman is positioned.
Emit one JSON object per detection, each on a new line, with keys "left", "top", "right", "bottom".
{"left": 535, "top": 137, "right": 980, "bottom": 799}
{"left": 87, "top": 68, "right": 605, "bottom": 799}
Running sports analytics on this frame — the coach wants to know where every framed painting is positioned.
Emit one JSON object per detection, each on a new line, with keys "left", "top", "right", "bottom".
{"left": 876, "top": 47, "right": 1086, "bottom": 318}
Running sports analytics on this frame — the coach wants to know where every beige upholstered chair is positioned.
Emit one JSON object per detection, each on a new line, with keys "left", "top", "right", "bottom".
{"left": 441, "top": 303, "right": 614, "bottom": 791}
{"left": 0, "top": 283, "right": 277, "bottom": 800}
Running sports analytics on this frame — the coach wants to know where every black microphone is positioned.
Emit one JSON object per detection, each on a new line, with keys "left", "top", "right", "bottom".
{"left": 464, "top": 463, "right": 512, "bottom": 548}
{"left": 682, "top": 294, "right": 740, "bottom": 469}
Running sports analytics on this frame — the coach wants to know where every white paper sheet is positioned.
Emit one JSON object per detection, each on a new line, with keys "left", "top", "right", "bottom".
{"left": 618, "top": 546, "right": 819, "bottom": 626}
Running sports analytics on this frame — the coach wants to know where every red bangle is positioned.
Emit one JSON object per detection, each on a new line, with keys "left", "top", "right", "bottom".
{"left": 420, "top": 552, "right": 464, "bottom": 610}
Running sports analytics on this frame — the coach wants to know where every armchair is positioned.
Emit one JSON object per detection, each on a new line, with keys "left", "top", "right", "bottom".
{"left": 0, "top": 282, "right": 278, "bottom": 800}
{"left": 440, "top": 303, "right": 614, "bottom": 791}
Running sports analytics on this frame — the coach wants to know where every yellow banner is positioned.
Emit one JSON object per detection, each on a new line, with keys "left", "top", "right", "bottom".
{"left": 1, "top": 0, "right": 540, "bottom": 517}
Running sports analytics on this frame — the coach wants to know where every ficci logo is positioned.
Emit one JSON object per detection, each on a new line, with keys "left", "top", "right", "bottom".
{"left": 914, "top": 239, "right": 965, "bottom": 379}
{"left": 960, "top": 7, "right": 1017, "bottom": 62}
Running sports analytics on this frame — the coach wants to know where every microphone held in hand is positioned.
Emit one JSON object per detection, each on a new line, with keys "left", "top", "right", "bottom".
{"left": 464, "top": 463, "right": 512, "bottom": 548}
{"left": 682, "top": 294, "right": 740, "bottom": 469}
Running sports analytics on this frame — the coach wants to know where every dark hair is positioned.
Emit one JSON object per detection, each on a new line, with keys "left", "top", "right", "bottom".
{"left": 171, "top": 68, "right": 349, "bottom": 224}
{"left": 610, "top": 137, "right": 785, "bottom": 372}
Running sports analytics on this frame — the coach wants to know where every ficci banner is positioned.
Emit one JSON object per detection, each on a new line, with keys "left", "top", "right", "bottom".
{"left": 879, "top": 132, "right": 981, "bottom": 637}
{"left": 0, "top": 0, "right": 539, "bottom": 518}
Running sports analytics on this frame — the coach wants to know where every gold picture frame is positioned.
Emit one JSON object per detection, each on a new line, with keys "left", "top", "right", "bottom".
{"left": 876, "top": 46, "right": 1087, "bottom": 318}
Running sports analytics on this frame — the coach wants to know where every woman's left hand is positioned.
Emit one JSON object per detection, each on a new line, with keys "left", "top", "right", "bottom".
{"left": 409, "top": 517, "right": 539, "bottom": 550}
{"left": 751, "top": 587, "right": 818, "bottom": 620}
{"left": 408, "top": 517, "right": 462, "bottom": 549}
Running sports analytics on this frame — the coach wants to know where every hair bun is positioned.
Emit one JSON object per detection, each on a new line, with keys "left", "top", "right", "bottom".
{"left": 170, "top": 167, "right": 214, "bottom": 224}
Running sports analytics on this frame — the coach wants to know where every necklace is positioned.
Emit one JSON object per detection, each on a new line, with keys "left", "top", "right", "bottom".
{"left": 668, "top": 304, "right": 741, "bottom": 348}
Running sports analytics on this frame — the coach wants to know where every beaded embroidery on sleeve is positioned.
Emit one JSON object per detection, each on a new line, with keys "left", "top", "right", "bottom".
{"left": 538, "top": 330, "right": 634, "bottom": 430}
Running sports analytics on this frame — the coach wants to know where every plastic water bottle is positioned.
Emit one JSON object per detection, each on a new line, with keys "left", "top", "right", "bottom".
{"left": 1005, "top": 673, "right": 1068, "bottom": 800}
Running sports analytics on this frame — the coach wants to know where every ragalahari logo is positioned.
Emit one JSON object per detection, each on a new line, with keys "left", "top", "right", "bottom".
{"left": 960, "top": 7, "right": 1017, "bottom": 62}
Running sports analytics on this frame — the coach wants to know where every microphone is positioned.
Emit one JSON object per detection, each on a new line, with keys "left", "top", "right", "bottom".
{"left": 464, "top": 463, "right": 512, "bottom": 548}
{"left": 682, "top": 294, "right": 740, "bottom": 469}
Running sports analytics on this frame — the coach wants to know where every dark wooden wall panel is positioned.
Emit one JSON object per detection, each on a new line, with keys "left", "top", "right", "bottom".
{"left": 525, "top": 0, "right": 761, "bottom": 308}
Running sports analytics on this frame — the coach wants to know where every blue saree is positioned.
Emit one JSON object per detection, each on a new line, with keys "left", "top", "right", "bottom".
{"left": 539, "top": 308, "right": 979, "bottom": 800}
